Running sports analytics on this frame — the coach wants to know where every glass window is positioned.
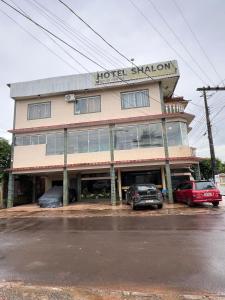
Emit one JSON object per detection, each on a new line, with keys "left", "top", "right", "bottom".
{"left": 75, "top": 96, "right": 101, "bottom": 114}
{"left": 88, "top": 130, "right": 99, "bottom": 152}
{"left": 99, "top": 128, "right": 109, "bottom": 151}
{"left": 138, "top": 124, "right": 150, "bottom": 147}
{"left": 68, "top": 132, "right": 78, "bottom": 154}
{"left": 46, "top": 133, "right": 64, "bottom": 155}
{"left": 121, "top": 90, "right": 149, "bottom": 109}
{"left": 22, "top": 135, "right": 31, "bottom": 145}
{"left": 180, "top": 122, "right": 189, "bottom": 146}
{"left": 31, "top": 135, "right": 39, "bottom": 145}
{"left": 115, "top": 126, "right": 138, "bottom": 150}
{"left": 15, "top": 136, "right": 23, "bottom": 146}
{"left": 166, "top": 122, "right": 182, "bottom": 146}
{"left": 149, "top": 123, "right": 163, "bottom": 147}
{"left": 195, "top": 181, "right": 215, "bottom": 190}
{"left": 77, "top": 131, "right": 88, "bottom": 153}
{"left": 38, "top": 134, "right": 46, "bottom": 144}
{"left": 28, "top": 102, "right": 51, "bottom": 120}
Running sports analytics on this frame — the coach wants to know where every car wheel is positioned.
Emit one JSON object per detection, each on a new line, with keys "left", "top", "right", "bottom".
{"left": 131, "top": 200, "right": 136, "bottom": 210}
{"left": 158, "top": 203, "right": 163, "bottom": 209}
{"left": 187, "top": 198, "right": 193, "bottom": 207}
{"left": 212, "top": 201, "right": 219, "bottom": 207}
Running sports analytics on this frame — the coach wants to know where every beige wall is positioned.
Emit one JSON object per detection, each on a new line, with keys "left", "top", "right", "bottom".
{"left": 13, "top": 143, "right": 193, "bottom": 170}
{"left": 14, "top": 82, "right": 161, "bottom": 129}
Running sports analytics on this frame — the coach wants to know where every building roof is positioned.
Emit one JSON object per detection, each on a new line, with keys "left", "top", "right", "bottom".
{"left": 8, "top": 60, "right": 179, "bottom": 100}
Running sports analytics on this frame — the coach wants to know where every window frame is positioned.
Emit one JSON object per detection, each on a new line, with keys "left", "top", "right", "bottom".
{"left": 120, "top": 89, "right": 150, "bottom": 110}
{"left": 74, "top": 95, "right": 101, "bottom": 115}
{"left": 27, "top": 101, "right": 51, "bottom": 120}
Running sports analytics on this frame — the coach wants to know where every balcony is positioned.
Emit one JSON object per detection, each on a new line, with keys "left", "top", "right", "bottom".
{"left": 165, "top": 103, "right": 185, "bottom": 114}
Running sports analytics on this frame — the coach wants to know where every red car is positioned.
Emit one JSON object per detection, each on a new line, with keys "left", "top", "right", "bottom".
{"left": 174, "top": 180, "right": 222, "bottom": 207}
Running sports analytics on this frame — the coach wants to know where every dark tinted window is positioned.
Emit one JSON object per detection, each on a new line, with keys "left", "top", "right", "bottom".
{"left": 179, "top": 183, "right": 192, "bottom": 190}
{"left": 195, "top": 181, "right": 215, "bottom": 190}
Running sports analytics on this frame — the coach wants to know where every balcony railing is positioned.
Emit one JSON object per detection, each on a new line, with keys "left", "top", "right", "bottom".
{"left": 165, "top": 103, "right": 185, "bottom": 114}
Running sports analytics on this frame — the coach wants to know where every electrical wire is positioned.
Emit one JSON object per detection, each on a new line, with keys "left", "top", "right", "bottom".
{"left": 146, "top": 0, "right": 215, "bottom": 85}
{"left": 128, "top": 0, "right": 208, "bottom": 85}
{"left": 172, "top": 0, "right": 224, "bottom": 84}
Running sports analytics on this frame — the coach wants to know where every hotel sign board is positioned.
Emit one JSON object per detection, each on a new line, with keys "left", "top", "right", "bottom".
{"left": 95, "top": 60, "right": 178, "bottom": 85}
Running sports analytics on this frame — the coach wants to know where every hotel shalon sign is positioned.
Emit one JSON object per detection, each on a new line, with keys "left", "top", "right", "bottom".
{"left": 95, "top": 60, "right": 178, "bottom": 85}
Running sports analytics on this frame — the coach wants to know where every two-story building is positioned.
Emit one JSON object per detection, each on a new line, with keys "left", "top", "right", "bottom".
{"left": 7, "top": 60, "right": 200, "bottom": 207}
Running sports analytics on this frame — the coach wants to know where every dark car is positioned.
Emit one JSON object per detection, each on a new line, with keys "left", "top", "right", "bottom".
{"left": 174, "top": 180, "right": 222, "bottom": 207}
{"left": 126, "top": 184, "right": 163, "bottom": 210}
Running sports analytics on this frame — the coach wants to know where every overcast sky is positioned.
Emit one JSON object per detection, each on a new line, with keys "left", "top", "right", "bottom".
{"left": 0, "top": 0, "right": 224, "bottom": 160}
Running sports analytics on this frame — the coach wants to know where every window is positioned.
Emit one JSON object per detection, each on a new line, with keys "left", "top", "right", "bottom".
{"left": 166, "top": 122, "right": 188, "bottom": 146}
{"left": 67, "top": 128, "right": 109, "bottom": 154}
{"left": 46, "top": 133, "right": 64, "bottom": 155}
{"left": 195, "top": 181, "right": 215, "bottom": 190}
{"left": 75, "top": 96, "right": 101, "bottom": 114}
{"left": 121, "top": 90, "right": 149, "bottom": 109}
{"left": 28, "top": 102, "right": 51, "bottom": 120}
{"left": 15, "top": 134, "right": 46, "bottom": 146}
{"left": 114, "top": 123, "right": 163, "bottom": 150}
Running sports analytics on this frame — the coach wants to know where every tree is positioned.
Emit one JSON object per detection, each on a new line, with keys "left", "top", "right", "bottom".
{"left": 0, "top": 138, "right": 11, "bottom": 181}
{"left": 200, "top": 158, "right": 225, "bottom": 180}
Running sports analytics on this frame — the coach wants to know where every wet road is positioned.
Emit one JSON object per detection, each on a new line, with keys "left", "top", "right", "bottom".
{"left": 0, "top": 214, "right": 225, "bottom": 294}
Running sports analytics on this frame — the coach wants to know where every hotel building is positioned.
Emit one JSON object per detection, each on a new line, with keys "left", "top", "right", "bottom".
{"left": 7, "top": 60, "right": 200, "bottom": 207}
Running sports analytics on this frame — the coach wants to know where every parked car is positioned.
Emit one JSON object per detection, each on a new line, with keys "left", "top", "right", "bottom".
{"left": 126, "top": 184, "right": 163, "bottom": 210}
{"left": 39, "top": 186, "right": 63, "bottom": 208}
{"left": 174, "top": 180, "right": 222, "bottom": 207}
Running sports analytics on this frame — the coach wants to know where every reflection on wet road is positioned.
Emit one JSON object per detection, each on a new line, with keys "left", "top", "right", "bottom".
{"left": 0, "top": 214, "right": 225, "bottom": 293}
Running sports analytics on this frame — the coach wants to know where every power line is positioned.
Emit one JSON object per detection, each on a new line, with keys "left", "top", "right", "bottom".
{"left": 0, "top": 7, "right": 81, "bottom": 72}
{"left": 29, "top": 0, "right": 122, "bottom": 71}
{"left": 146, "top": 0, "right": 215, "bottom": 85}
{"left": 172, "top": 0, "right": 223, "bottom": 84}
{"left": 56, "top": 0, "right": 165, "bottom": 83}
{"left": 0, "top": 0, "right": 133, "bottom": 87}
{"left": 129, "top": 0, "right": 208, "bottom": 85}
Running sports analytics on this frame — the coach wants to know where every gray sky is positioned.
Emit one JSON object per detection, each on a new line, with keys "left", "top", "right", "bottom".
{"left": 0, "top": 0, "right": 225, "bottom": 160}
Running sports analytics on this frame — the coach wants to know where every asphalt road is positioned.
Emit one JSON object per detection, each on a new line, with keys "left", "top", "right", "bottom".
{"left": 0, "top": 214, "right": 225, "bottom": 294}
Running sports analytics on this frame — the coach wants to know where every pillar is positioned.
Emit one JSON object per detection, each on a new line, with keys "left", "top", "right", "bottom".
{"left": 195, "top": 163, "right": 201, "bottom": 180}
{"left": 161, "top": 166, "right": 166, "bottom": 189}
{"left": 76, "top": 173, "right": 81, "bottom": 202}
{"left": 109, "top": 124, "right": 116, "bottom": 205}
{"left": 45, "top": 176, "right": 51, "bottom": 192}
{"left": 32, "top": 176, "right": 36, "bottom": 203}
{"left": 117, "top": 168, "right": 122, "bottom": 204}
{"left": 63, "top": 168, "right": 68, "bottom": 206}
{"left": 7, "top": 173, "right": 14, "bottom": 208}
{"left": 63, "top": 128, "right": 68, "bottom": 206}
{"left": 162, "top": 118, "right": 173, "bottom": 203}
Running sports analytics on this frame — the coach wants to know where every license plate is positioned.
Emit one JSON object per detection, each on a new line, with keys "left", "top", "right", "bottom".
{"left": 145, "top": 200, "right": 154, "bottom": 203}
{"left": 204, "top": 193, "right": 212, "bottom": 197}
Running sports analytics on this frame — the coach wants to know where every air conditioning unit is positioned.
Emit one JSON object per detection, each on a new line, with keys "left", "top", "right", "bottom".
{"left": 65, "top": 94, "right": 76, "bottom": 102}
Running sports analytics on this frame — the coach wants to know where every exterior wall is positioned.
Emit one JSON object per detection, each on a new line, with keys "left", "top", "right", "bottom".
{"left": 13, "top": 145, "right": 64, "bottom": 168}
{"left": 13, "top": 144, "right": 193, "bottom": 169}
{"left": 14, "top": 82, "right": 161, "bottom": 130}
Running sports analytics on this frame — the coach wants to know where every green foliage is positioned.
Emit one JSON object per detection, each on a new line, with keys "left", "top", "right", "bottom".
{"left": 200, "top": 158, "right": 225, "bottom": 179}
{"left": 0, "top": 138, "right": 11, "bottom": 180}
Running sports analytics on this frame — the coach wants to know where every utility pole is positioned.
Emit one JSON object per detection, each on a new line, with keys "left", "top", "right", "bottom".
{"left": 196, "top": 86, "right": 225, "bottom": 181}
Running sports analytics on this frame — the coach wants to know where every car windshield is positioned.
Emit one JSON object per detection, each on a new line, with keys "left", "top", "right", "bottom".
{"left": 195, "top": 181, "right": 215, "bottom": 190}
{"left": 137, "top": 185, "right": 156, "bottom": 191}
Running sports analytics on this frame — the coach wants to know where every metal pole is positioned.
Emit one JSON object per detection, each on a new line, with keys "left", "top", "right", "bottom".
{"left": 202, "top": 89, "right": 216, "bottom": 181}
{"left": 109, "top": 124, "right": 116, "bottom": 206}
{"left": 63, "top": 128, "right": 68, "bottom": 206}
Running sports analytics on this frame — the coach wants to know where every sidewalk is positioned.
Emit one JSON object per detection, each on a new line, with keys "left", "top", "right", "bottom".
{"left": 1, "top": 283, "right": 225, "bottom": 300}
{"left": 0, "top": 200, "right": 224, "bottom": 218}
